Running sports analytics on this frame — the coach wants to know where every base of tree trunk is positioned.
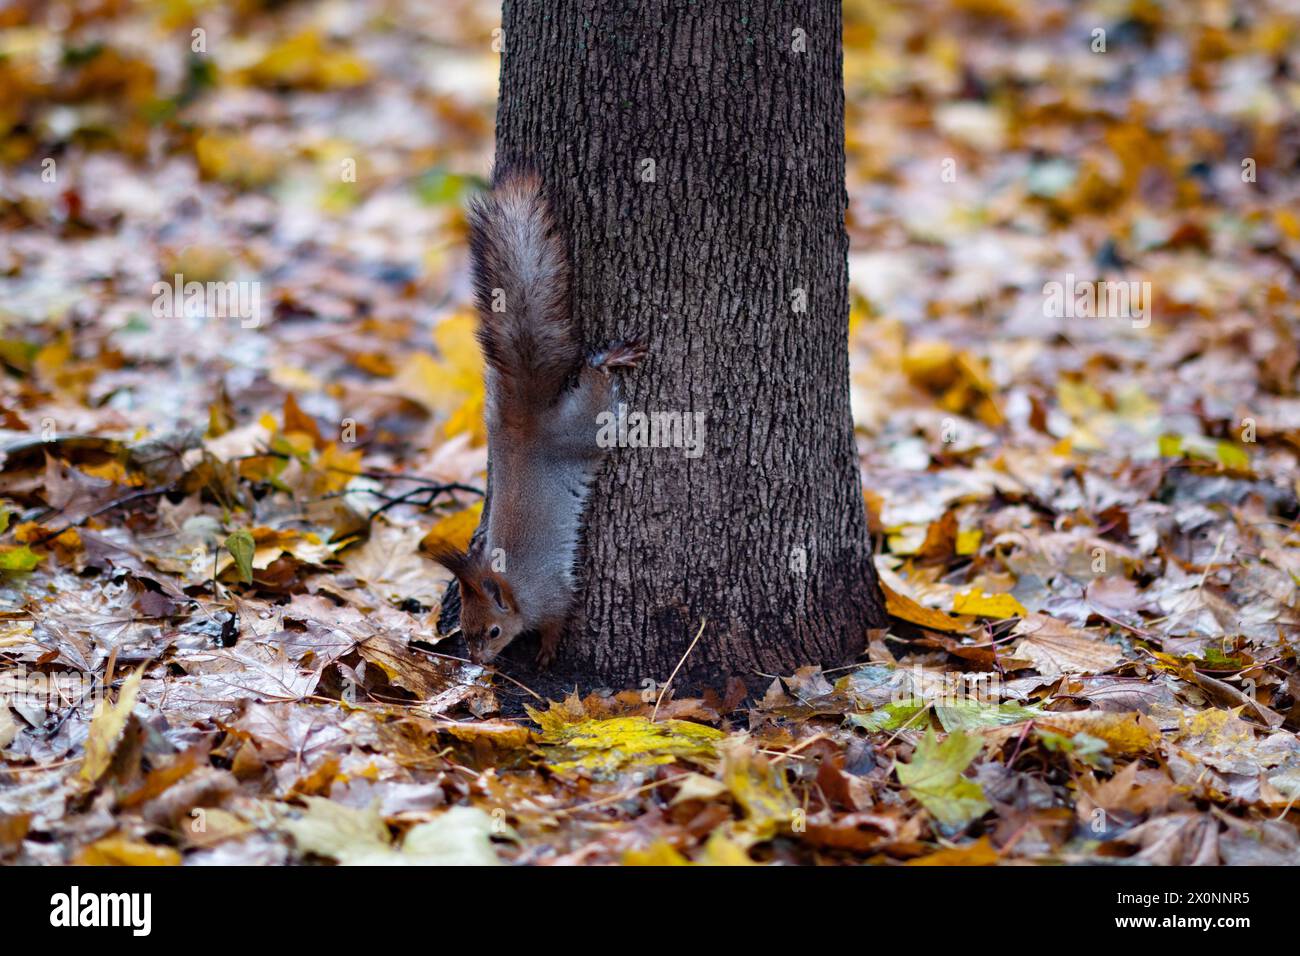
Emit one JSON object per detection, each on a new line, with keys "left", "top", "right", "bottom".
{"left": 438, "top": 0, "right": 888, "bottom": 692}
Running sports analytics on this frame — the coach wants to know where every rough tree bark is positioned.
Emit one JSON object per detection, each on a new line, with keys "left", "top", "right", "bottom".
{"left": 446, "top": 0, "right": 886, "bottom": 691}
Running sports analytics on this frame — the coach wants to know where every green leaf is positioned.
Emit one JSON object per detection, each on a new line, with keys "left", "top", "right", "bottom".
{"left": 895, "top": 729, "right": 991, "bottom": 831}
{"left": 847, "top": 698, "right": 931, "bottom": 732}
{"left": 1214, "top": 440, "right": 1250, "bottom": 470}
{"left": 1035, "top": 729, "right": 1110, "bottom": 770}
{"left": 1160, "top": 433, "right": 1251, "bottom": 471}
{"left": 413, "top": 168, "right": 485, "bottom": 207}
{"left": 0, "top": 545, "right": 42, "bottom": 573}
{"left": 934, "top": 700, "right": 1043, "bottom": 732}
{"left": 0, "top": 505, "right": 9, "bottom": 535}
{"left": 224, "top": 530, "right": 255, "bottom": 584}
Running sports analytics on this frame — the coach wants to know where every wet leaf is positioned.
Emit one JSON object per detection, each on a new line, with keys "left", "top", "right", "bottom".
{"left": 530, "top": 712, "right": 725, "bottom": 776}
{"left": 81, "top": 666, "right": 144, "bottom": 783}
{"left": 895, "top": 729, "right": 991, "bottom": 830}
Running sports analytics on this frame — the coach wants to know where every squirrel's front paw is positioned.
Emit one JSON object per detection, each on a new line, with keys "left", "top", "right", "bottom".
{"left": 592, "top": 340, "right": 647, "bottom": 374}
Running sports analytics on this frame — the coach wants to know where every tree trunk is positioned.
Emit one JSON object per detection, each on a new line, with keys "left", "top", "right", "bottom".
{"left": 460, "top": 0, "right": 885, "bottom": 691}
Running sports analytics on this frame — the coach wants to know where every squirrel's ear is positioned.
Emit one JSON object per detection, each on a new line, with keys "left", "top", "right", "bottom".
{"left": 482, "top": 576, "right": 516, "bottom": 613}
{"left": 427, "top": 544, "right": 481, "bottom": 595}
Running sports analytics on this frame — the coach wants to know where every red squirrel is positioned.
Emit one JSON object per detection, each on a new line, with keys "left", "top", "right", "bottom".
{"left": 430, "top": 171, "right": 644, "bottom": 667}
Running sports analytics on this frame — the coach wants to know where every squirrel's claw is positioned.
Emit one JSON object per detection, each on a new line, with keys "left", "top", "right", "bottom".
{"left": 592, "top": 340, "right": 648, "bottom": 375}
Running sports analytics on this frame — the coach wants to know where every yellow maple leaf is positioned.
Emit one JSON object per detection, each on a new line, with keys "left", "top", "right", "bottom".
{"left": 955, "top": 529, "right": 983, "bottom": 555}
{"left": 697, "top": 830, "right": 759, "bottom": 866}
{"left": 419, "top": 501, "right": 483, "bottom": 556}
{"left": 79, "top": 459, "right": 143, "bottom": 486}
{"left": 623, "top": 840, "right": 692, "bottom": 866}
{"left": 883, "top": 582, "right": 970, "bottom": 634}
{"left": 1035, "top": 711, "right": 1161, "bottom": 755}
{"left": 194, "top": 132, "right": 280, "bottom": 188}
{"left": 246, "top": 31, "right": 370, "bottom": 90}
{"left": 312, "top": 442, "right": 363, "bottom": 495}
{"left": 952, "top": 589, "right": 1027, "bottom": 619}
{"left": 393, "top": 313, "right": 486, "bottom": 445}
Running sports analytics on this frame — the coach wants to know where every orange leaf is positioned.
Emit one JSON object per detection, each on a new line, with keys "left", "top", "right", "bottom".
{"left": 882, "top": 582, "right": 969, "bottom": 634}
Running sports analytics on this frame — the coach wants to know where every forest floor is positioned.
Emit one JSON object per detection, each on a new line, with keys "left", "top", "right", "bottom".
{"left": 1, "top": 0, "right": 1298, "bottom": 865}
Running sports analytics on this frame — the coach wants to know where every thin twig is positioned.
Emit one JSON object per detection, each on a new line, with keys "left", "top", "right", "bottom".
{"left": 410, "top": 645, "right": 544, "bottom": 702}
{"left": 30, "top": 487, "right": 171, "bottom": 546}
{"left": 551, "top": 772, "right": 692, "bottom": 817}
{"left": 768, "top": 732, "right": 832, "bottom": 766}
{"left": 652, "top": 618, "right": 707, "bottom": 722}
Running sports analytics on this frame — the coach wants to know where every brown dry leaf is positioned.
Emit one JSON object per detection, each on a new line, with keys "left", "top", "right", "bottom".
{"left": 802, "top": 810, "right": 920, "bottom": 852}
{"left": 1077, "top": 761, "right": 1175, "bottom": 821}
{"left": 282, "top": 392, "right": 325, "bottom": 449}
{"left": 344, "top": 521, "right": 444, "bottom": 607}
{"left": 1113, "top": 813, "right": 1219, "bottom": 866}
{"left": 355, "top": 633, "right": 475, "bottom": 707}
{"left": 226, "top": 701, "right": 348, "bottom": 767}
{"left": 1012, "top": 614, "right": 1123, "bottom": 679}
{"left": 916, "top": 510, "right": 958, "bottom": 564}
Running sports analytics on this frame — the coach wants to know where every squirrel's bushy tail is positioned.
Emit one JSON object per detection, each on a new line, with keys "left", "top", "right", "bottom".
{"left": 467, "top": 171, "right": 578, "bottom": 413}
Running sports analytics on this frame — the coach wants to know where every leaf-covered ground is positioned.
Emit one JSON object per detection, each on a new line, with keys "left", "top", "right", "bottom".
{"left": 1, "top": 0, "right": 1299, "bottom": 865}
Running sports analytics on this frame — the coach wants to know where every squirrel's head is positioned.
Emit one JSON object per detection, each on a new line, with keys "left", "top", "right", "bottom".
{"left": 430, "top": 545, "right": 525, "bottom": 664}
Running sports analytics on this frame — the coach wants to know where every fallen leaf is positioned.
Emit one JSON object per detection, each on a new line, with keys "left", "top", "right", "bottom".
{"left": 906, "top": 836, "right": 1000, "bottom": 865}
{"left": 953, "top": 589, "right": 1027, "bottom": 619}
{"left": 1035, "top": 711, "right": 1162, "bottom": 755}
{"left": 81, "top": 666, "right": 145, "bottom": 783}
{"left": 895, "top": 729, "right": 991, "bottom": 830}
{"left": 282, "top": 798, "right": 499, "bottom": 865}
{"left": 76, "top": 836, "right": 181, "bottom": 866}
{"left": 224, "top": 530, "right": 255, "bottom": 584}
{"left": 623, "top": 840, "right": 691, "bottom": 866}
{"left": 1012, "top": 614, "right": 1123, "bottom": 678}
{"left": 419, "top": 502, "right": 484, "bottom": 557}
{"left": 882, "top": 582, "right": 969, "bottom": 634}
{"left": 530, "top": 712, "right": 724, "bottom": 777}
{"left": 0, "top": 704, "right": 16, "bottom": 749}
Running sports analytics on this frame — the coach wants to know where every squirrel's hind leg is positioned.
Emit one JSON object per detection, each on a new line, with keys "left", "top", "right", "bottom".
{"left": 535, "top": 619, "right": 563, "bottom": 668}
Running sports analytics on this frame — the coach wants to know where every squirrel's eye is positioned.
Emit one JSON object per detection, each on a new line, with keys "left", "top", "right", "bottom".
{"left": 488, "top": 625, "right": 501, "bottom": 639}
